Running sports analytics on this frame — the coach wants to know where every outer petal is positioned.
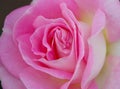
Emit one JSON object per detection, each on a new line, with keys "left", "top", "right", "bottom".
{"left": 0, "top": 63, "right": 26, "bottom": 89}
{"left": 91, "top": 9, "right": 106, "bottom": 36}
{"left": 96, "top": 41, "right": 120, "bottom": 89}
{"left": 0, "top": 32, "right": 28, "bottom": 78}
{"left": 108, "top": 41, "right": 120, "bottom": 56}
{"left": 20, "top": 67, "right": 66, "bottom": 89}
{"left": 75, "top": 0, "right": 100, "bottom": 25}
{"left": 75, "top": 0, "right": 99, "bottom": 12}
{"left": 96, "top": 56, "right": 120, "bottom": 89}
{"left": 100, "top": 0, "right": 120, "bottom": 42}
{"left": 3, "top": 6, "right": 30, "bottom": 32}
{"left": 81, "top": 10, "right": 106, "bottom": 89}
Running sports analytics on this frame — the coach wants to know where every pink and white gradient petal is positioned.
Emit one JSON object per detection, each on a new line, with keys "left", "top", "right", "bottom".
{"left": 81, "top": 9, "right": 106, "bottom": 89}
{"left": 100, "top": 0, "right": 120, "bottom": 42}
{"left": 96, "top": 56, "right": 120, "bottom": 89}
{"left": 75, "top": 0, "right": 99, "bottom": 12}
{"left": 96, "top": 41, "right": 120, "bottom": 89}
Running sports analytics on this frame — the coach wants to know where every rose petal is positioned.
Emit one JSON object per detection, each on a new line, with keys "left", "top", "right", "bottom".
{"left": 100, "top": 0, "right": 120, "bottom": 42}
{"left": 33, "top": 16, "right": 67, "bottom": 29}
{"left": 81, "top": 33, "right": 106, "bottom": 89}
{"left": 0, "top": 64, "right": 26, "bottom": 89}
{"left": 75, "top": 0, "right": 99, "bottom": 12}
{"left": 96, "top": 40, "right": 120, "bottom": 88}
{"left": 37, "top": 52, "right": 75, "bottom": 72}
{"left": 91, "top": 9, "right": 106, "bottom": 36}
{"left": 96, "top": 56, "right": 120, "bottom": 89}
{"left": 108, "top": 41, "right": 120, "bottom": 56}
{"left": 3, "top": 6, "right": 30, "bottom": 33}
{"left": 81, "top": 9, "right": 106, "bottom": 89}
{"left": 87, "top": 80, "right": 98, "bottom": 89}
{"left": 0, "top": 32, "right": 28, "bottom": 78}
{"left": 30, "top": 26, "right": 47, "bottom": 56}
{"left": 20, "top": 67, "right": 66, "bottom": 89}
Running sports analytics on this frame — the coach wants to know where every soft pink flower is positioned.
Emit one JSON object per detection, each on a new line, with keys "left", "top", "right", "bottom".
{"left": 0, "top": 0, "right": 120, "bottom": 89}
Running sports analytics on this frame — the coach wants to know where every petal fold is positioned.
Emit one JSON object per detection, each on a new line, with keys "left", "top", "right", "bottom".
{"left": 20, "top": 67, "right": 66, "bottom": 89}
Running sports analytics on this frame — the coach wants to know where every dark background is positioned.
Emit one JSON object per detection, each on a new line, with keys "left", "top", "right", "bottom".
{"left": 0, "top": 0, "right": 32, "bottom": 35}
{"left": 0, "top": 0, "right": 32, "bottom": 88}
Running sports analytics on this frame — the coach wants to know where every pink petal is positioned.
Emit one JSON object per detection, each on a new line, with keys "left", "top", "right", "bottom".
{"left": 20, "top": 67, "right": 66, "bottom": 89}
{"left": 96, "top": 56, "right": 120, "bottom": 89}
{"left": 61, "top": 34, "right": 85, "bottom": 89}
{"left": 37, "top": 51, "right": 76, "bottom": 72}
{"left": 81, "top": 9, "right": 106, "bottom": 89}
{"left": 100, "top": 0, "right": 120, "bottom": 42}
{"left": 87, "top": 80, "right": 98, "bottom": 89}
{"left": 3, "top": 6, "right": 30, "bottom": 32}
{"left": 0, "top": 32, "right": 28, "bottom": 78}
{"left": 91, "top": 9, "right": 106, "bottom": 36}
{"left": 0, "top": 64, "right": 26, "bottom": 89}
{"left": 30, "top": 26, "right": 47, "bottom": 56}
{"left": 108, "top": 41, "right": 120, "bottom": 56}
{"left": 33, "top": 16, "right": 66, "bottom": 28}
{"left": 81, "top": 33, "right": 106, "bottom": 89}
{"left": 75, "top": 0, "right": 99, "bottom": 12}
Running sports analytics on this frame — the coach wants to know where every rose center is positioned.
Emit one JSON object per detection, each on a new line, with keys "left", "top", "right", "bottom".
{"left": 45, "top": 26, "right": 73, "bottom": 60}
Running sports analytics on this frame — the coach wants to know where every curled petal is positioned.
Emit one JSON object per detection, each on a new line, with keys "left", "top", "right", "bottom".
{"left": 82, "top": 33, "right": 106, "bottom": 89}
{"left": 108, "top": 41, "right": 120, "bottom": 56}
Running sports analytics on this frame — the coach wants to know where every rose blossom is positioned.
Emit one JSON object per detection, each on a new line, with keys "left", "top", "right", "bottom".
{"left": 0, "top": 0, "right": 120, "bottom": 89}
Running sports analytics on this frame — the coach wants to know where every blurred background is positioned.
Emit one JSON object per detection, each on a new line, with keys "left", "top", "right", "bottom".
{"left": 0, "top": 0, "right": 32, "bottom": 88}
{"left": 0, "top": 0, "right": 32, "bottom": 35}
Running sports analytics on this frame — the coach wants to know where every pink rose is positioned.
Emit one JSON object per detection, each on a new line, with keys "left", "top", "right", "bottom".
{"left": 0, "top": 0, "right": 120, "bottom": 89}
